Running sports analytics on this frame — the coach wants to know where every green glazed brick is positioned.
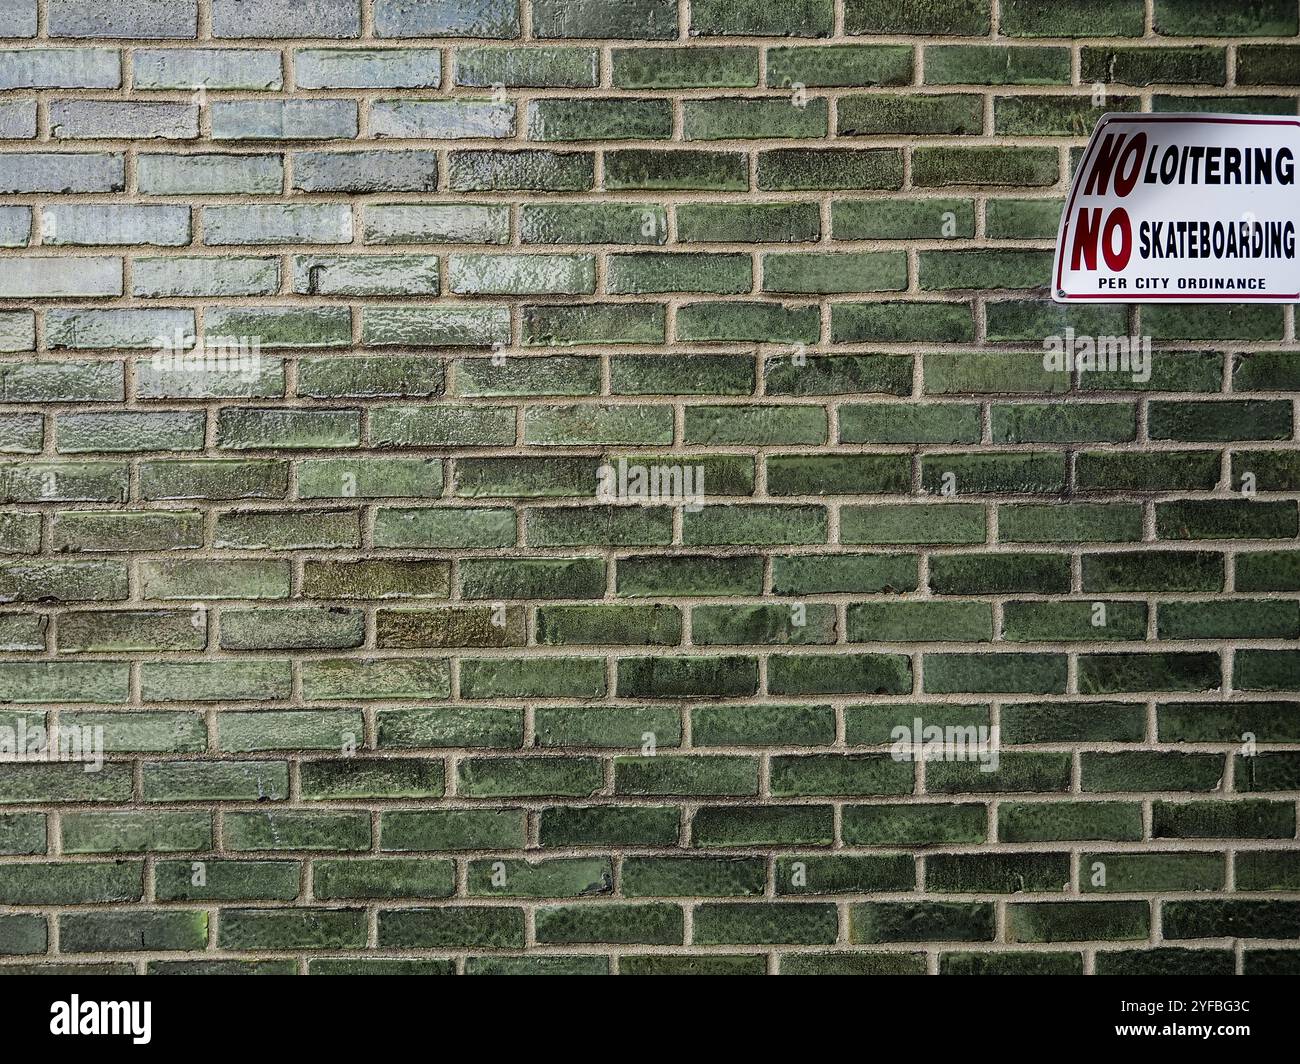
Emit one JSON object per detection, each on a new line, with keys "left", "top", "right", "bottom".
{"left": 767, "top": 45, "right": 911, "bottom": 87}
{"left": 608, "top": 253, "right": 751, "bottom": 294}
{"left": 781, "top": 952, "right": 927, "bottom": 975}
{"left": 537, "top": 604, "right": 681, "bottom": 645}
{"left": 839, "top": 404, "right": 979, "bottom": 445}
{"left": 768, "top": 653, "right": 912, "bottom": 696}
{"left": 1236, "top": 650, "right": 1300, "bottom": 693}
{"left": 0, "top": 764, "right": 130, "bottom": 804}
{"left": 685, "top": 405, "right": 825, "bottom": 445}
{"left": 617, "top": 555, "right": 763, "bottom": 597}
{"left": 315, "top": 858, "right": 455, "bottom": 901}
{"left": 1094, "top": 949, "right": 1234, "bottom": 976}
{"left": 456, "top": 355, "right": 599, "bottom": 396}
{"left": 52, "top": 510, "right": 204, "bottom": 553}
{"left": 999, "top": 503, "right": 1142, "bottom": 543}
{"left": 1, "top": 462, "right": 127, "bottom": 504}
{"left": 1159, "top": 600, "right": 1299, "bottom": 640}
{"left": 375, "top": 507, "right": 516, "bottom": 549}
{"left": 381, "top": 809, "right": 525, "bottom": 852}
{"left": 921, "top": 250, "right": 1054, "bottom": 291}
{"left": 913, "top": 147, "right": 1058, "bottom": 187}
{"left": 460, "top": 558, "right": 605, "bottom": 599}
{"left": 616, "top": 755, "right": 758, "bottom": 797}
{"left": 833, "top": 301, "right": 975, "bottom": 344}
{"left": 456, "top": 46, "right": 598, "bottom": 87}
{"left": 845, "top": 702, "right": 989, "bottom": 746}
{"left": 617, "top": 656, "right": 758, "bottom": 698}
{"left": 1077, "top": 451, "right": 1220, "bottom": 493}
{"left": 217, "top": 408, "right": 359, "bottom": 451}
{"left": 364, "top": 306, "right": 512, "bottom": 348}
{"left": 61, "top": 911, "right": 209, "bottom": 953}
{"left": 999, "top": 801, "right": 1142, "bottom": 843}
{"left": 683, "top": 504, "right": 826, "bottom": 546}
{"left": 0, "top": 661, "right": 129, "bottom": 704}
{"left": 925, "top": 45, "right": 1070, "bottom": 85}
{"left": 1143, "top": 305, "right": 1284, "bottom": 342}
{"left": 294, "top": 48, "right": 440, "bottom": 89}
{"left": 924, "top": 653, "right": 1067, "bottom": 695}
{"left": 379, "top": 705, "right": 524, "bottom": 750}
{"left": 0, "top": 613, "right": 46, "bottom": 652}
{"left": 448, "top": 149, "right": 594, "bottom": 192}
{"left": 371, "top": 99, "right": 515, "bottom": 139}
{"left": 615, "top": 46, "right": 758, "bottom": 88}
{"left": 849, "top": 602, "right": 993, "bottom": 643}
{"left": 693, "top": 603, "right": 836, "bottom": 645}
{"left": 1236, "top": 753, "right": 1300, "bottom": 793}
{"left": 928, "top": 852, "right": 1069, "bottom": 893}
{"left": 693, "top": 704, "right": 835, "bottom": 747}
{"left": 833, "top": 198, "right": 974, "bottom": 240}
{"left": 996, "top": 96, "right": 1139, "bottom": 136}
{"left": 536, "top": 903, "right": 683, "bottom": 945}
{"left": 986, "top": 200, "right": 1064, "bottom": 239}
{"left": 692, "top": 805, "right": 833, "bottom": 848}
{"left": 1153, "top": 0, "right": 1297, "bottom": 36}
{"left": 155, "top": 861, "right": 300, "bottom": 902}
{"left": 1082, "top": 751, "right": 1224, "bottom": 793}
{"left": 298, "top": 458, "right": 443, "bottom": 500}
{"left": 930, "top": 554, "right": 1070, "bottom": 595}
{"left": 535, "top": 706, "right": 680, "bottom": 749}
{"left": 1237, "top": 852, "right": 1300, "bottom": 891}
{"left": 1077, "top": 652, "right": 1220, "bottom": 695}
{"left": 1157, "top": 500, "right": 1297, "bottom": 541}
{"left": 0, "top": 861, "right": 140, "bottom": 904}
{"left": 459, "top": 756, "right": 602, "bottom": 797}
{"left": 142, "top": 761, "right": 288, "bottom": 802}
{"left": 468, "top": 857, "right": 611, "bottom": 898}
{"left": 623, "top": 856, "right": 765, "bottom": 898}
{"left": 928, "top": 752, "right": 1071, "bottom": 794}
{"left": 466, "top": 956, "right": 608, "bottom": 975}
{"left": 767, "top": 355, "right": 911, "bottom": 397}
{"left": 843, "top": 504, "right": 985, "bottom": 546}
{"left": 455, "top": 455, "right": 600, "bottom": 498}
{"left": 1081, "top": 852, "right": 1225, "bottom": 893}
{"left": 921, "top": 452, "right": 1065, "bottom": 494}
{"left": 450, "top": 254, "right": 595, "bottom": 296}
{"left": 1084, "top": 552, "right": 1225, "bottom": 594}
{"left": 520, "top": 202, "right": 666, "bottom": 245}
{"left": 293, "top": 255, "right": 438, "bottom": 296}
{"left": 364, "top": 203, "right": 508, "bottom": 245}
{"left": 215, "top": 509, "right": 359, "bottom": 550}
{"left": 216, "top": 708, "right": 364, "bottom": 751}
{"left": 1007, "top": 901, "right": 1149, "bottom": 943}
{"left": 523, "top": 404, "right": 673, "bottom": 445}
{"left": 140, "top": 559, "right": 289, "bottom": 600}
{"left": 840, "top": 94, "right": 982, "bottom": 136}
{"left": 763, "top": 252, "right": 905, "bottom": 294}
{"left": 1002, "top": 601, "right": 1146, "bottom": 642}
{"left": 57, "top": 611, "right": 204, "bottom": 653}
{"left": 759, "top": 148, "right": 903, "bottom": 191}
{"left": 226, "top": 811, "right": 371, "bottom": 852}
{"left": 1158, "top": 701, "right": 1300, "bottom": 744}
{"left": 1236, "top": 450, "right": 1300, "bottom": 492}
{"left": 1237, "top": 553, "right": 1300, "bottom": 593}
{"left": 851, "top": 902, "right": 994, "bottom": 944}
{"left": 523, "top": 303, "right": 665, "bottom": 346}
{"left": 379, "top": 906, "right": 522, "bottom": 949}
{"left": 370, "top": 406, "right": 515, "bottom": 447}
{"left": 0, "top": 814, "right": 45, "bottom": 857}
{"left": 696, "top": 902, "right": 836, "bottom": 946}
{"left": 1164, "top": 902, "right": 1300, "bottom": 942}
{"left": 1153, "top": 800, "right": 1295, "bottom": 839}
{"left": 1002, "top": 0, "right": 1144, "bottom": 36}
{"left": 941, "top": 952, "right": 1083, "bottom": 976}
{"left": 606, "top": 148, "right": 751, "bottom": 192}
{"left": 1244, "top": 951, "right": 1300, "bottom": 976}
{"left": 137, "top": 153, "right": 281, "bottom": 195}
{"left": 845, "top": 0, "right": 990, "bottom": 35}
{"left": 378, "top": 605, "right": 525, "bottom": 649}
{"left": 540, "top": 805, "right": 679, "bottom": 847}
{"left": 461, "top": 657, "right": 605, "bottom": 699}
{"left": 0, "top": 560, "right": 128, "bottom": 603}
{"left": 1082, "top": 46, "right": 1226, "bottom": 86}
{"left": 1238, "top": 45, "right": 1300, "bottom": 86}
{"left": 301, "top": 658, "right": 450, "bottom": 701}
{"left": 1000, "top": 702, "right": 1145, "bottom": 745}
{"left": 992, "top": 403, "right": 1136, "bottom": 444}
{"left": 677, "top": 202, "right": 820, "bottom": 244}
{"left": 534, "top": 0, "right": 676, "bottom": 40}
{"left": 61, "top": 810, "right": 211, "bottom": 854}
{"left": 692, "top": 0, "right": 833, "bottom": 36}
{"left": 527, "top": 98, "right": 672, "bottom": 141}
{"left": 771, "top": 754, "right": 913, "bottom": 797}
{"left": 220, "top": 908, "right": 367, "bottom": 950}
{"left": 777, "top": 854, "right": 915, "bottom": 895}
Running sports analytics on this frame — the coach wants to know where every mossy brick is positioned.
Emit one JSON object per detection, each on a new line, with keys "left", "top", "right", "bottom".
{"left": 929, "top": 554, "right": 1070, "bottom": 595}
{"left": 913, "top": 147, "right": 1058, "bottom": 187}
{"left": 314, "top": 858, "right": 455, "bottom": 901}
{"left": 623, "top": 856, "right": 764, "bottom": 898}
{"left": 677, "top": 202, "right": 820, "bottom": 243}
{"left": 1001, "top": 0, "right": 1144, "bottom": 36}
{"left": 536, "top": 903, "right": 683, "bottom": 945}
{"left": 0, "top": 861, "right": 140, "bottom": 904}
{"left": 767, "top": 355, "right": 912, "bottom": 397}
{"left": 1000, "top": 801, "right": 1142, "bottom": 843}
{"left": 0, "top": 560, "right": 128, "bottom": 603}
{"left": 608, "top": 253, "right": 752, "bottom": 294}
{"left": 142, "top": 761, "right": 288, "bottom": 802}
{"left": 57, "top": 610, "right": 205, "bottom": 653}
{"left": 833, "top": 198, "right": 974, "bottom": 239}
{"left": 220, "top": 908, "right": 366, "bottom": 950}
{"left": 60, "top": 910, "right": 209, "bottom": 953}
{"left": 693, "top": 805, "right": 833, "bottom": 848}
{"left": 1081, "top": 852, "right": 1224, "bottom": 893}
{"left": 381, "top": 808, "right": 526, "bottom": 851}
{"left": 833, "top": 301, "right": 974, "bottom": 344}
{"left": 461, "top": 657, "right": 605, "bottom": 699}
{"left": 617, "top": 555, "right": 764, "bottom": 597}
{"left": 155, "top": 860, "right": 300, "bottom": 902}
{"left": 460, "top": 558, "right": 605, "bottom": 599}
{"left": 1153, "top": 799, "right": 1295, "bottom": 839}
{"left": 536, "top": 604, "right": 681, "bottom": 646}
{"left": 849, "top": 602, "right": 993, "bottom": 643}
{"left": 468, "top": 857, "right": 611, "bottom": 898}
{"left": 226, "top": 811, "right": 371, "bottom": 852}
{"left": 923, "top": 653, "right": 1067, "bottom": 695}
{"left": 767, "top": 45, "right": 911, "bottom": 88}
{"left": 1008, "top": 901, "right": 1149, "bottom": 943}
{"left": 539, "top": 806, "right": 679, "bottom": 847}
{"left": 61, "top": 810, "right": 211, "bottom": 854}
{"left": 215, "top": 509, "right": 359, "bottom": 550}
{"left": 301, "top": 658, "right": 450, "bottom": 701}
{"left": 142, "top": 460, "right": 283, "bottom": 499}
{"left": 379, "top": 906, "right": 524, "bottom": 948}
{"left": 216, "top": 708, "right": 365, "bottom": 751}
{"left": 0, "top": 763, "right": 132, "bottom": 803}
{"left": 843, "top": 504, "right": 985, "bottom": 546}
{"left": 140, "top": 559, "right": 289, "bottom": 600}
{"left": 457, "top": 46, "right": 598, "bottom": 87}
{"left": 1002, "top": 600, "right": 1146, "bottom": 642}
{"left": 851, "top": 901, "right": 994, "bottom": 944}
{"left": 363, "top": 307, "right": 512, "bottom": 349}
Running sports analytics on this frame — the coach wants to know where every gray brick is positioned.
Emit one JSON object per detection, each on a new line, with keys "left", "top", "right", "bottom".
{"left": 212, "top": 0, "right": 361, "bottom": 38}
{"left": 137, "top": 153, "right": 283, "bottom": 196}
{"left": 203, "top": 204, "right": 352, "bottom": 245}
{"left": 295, "top": 48, "right": 442, "bottom": 88}
{"left": 211, "top": 100, "right": 358, "bottom": 140}
{"left": 0, "top": 257, "right": 122, "bottom": 298}
{"left": 0, "top": 48, "right": 120, "bottom": 88}
{"left": 0, "top": 100, "right": 36, "bottom": 139}
{"left": 41, "top": 205, "right": 190, "bottom": 247}
{"left": 133, "top": 49, "right": 283, "bottom": 90}
{"left": 51, "top": 101, "right": 198, "bottom": 140}
{"left": 48, "top": 0, "right": 197, "bottom": 39}
{"left": 374, "top": 0, "right": 520, "bottom": 38}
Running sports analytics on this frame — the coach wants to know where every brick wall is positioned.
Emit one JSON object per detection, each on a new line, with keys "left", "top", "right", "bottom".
{"left": 1, "top": 0, "right": 1298, "bottom": 975}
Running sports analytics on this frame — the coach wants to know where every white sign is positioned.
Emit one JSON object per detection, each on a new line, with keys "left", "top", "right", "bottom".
{"left": 1053, "top": 113, "right": 1300, "bottom": 303}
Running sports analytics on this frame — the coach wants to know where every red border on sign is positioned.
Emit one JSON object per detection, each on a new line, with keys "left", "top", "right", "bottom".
{"left": 1054, "top": 114, "right": 1300, "bottom": 301}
